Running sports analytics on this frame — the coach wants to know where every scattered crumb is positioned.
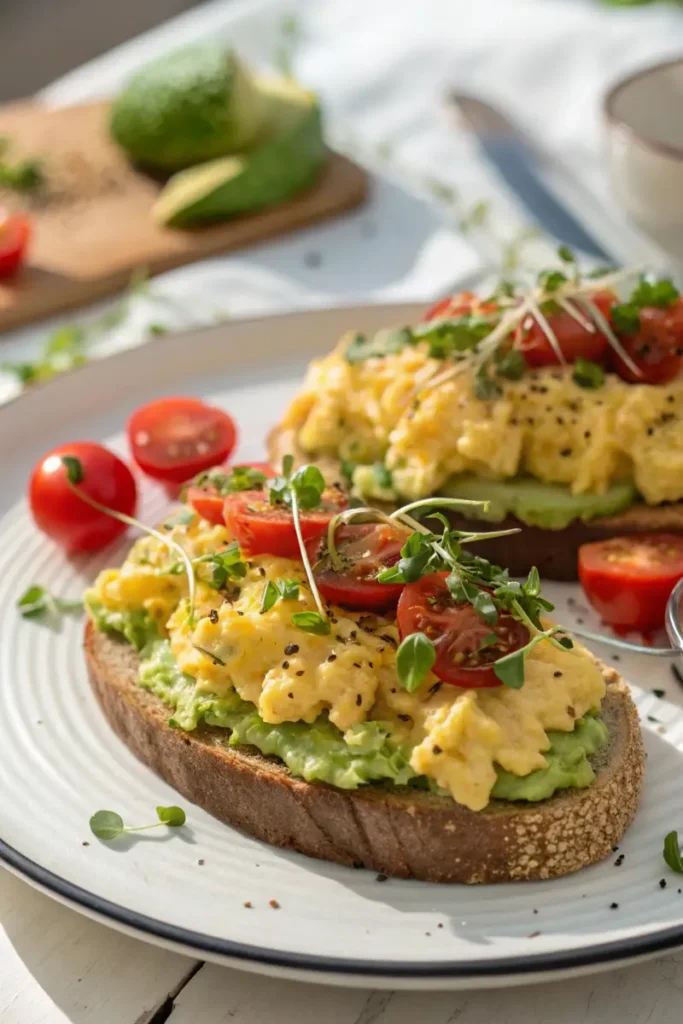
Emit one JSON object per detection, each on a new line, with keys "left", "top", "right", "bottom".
{"left": 614, "top": 855, "right": 625, "bottom": 867}
{"left": 352, "top": 860, "right": 364, "bottom": 869}
{"left": 269, "top": 899, "right": 281, "bottom": 909}
{"left": 243, "top": 901, "right": 253, "bottom": 909}
{"left": 197, "top": 859, "right": 205, "bottom": 866}
{"left": 652, "top": 688, "right": 666, "bottom": 698}
{"left": 81, "top": 841, "right": 89, "bottom": 847}
{"left": 611, "top": 654, "right": 620, "bottom": 662}
{"left": 660, "top": 879, "right": 667, "bottom": 890}
{"left": 437, "top": 923, "right": 443, "bottom": 929}
{"left": 527, "top": 931, "right": 541, "bottom": 938}
{"left": 612, "top": 845, "right": 620, "bottom": 852}
{"left": 36, "top": 720, "right": 42, "bottom": 725}
{"left": 610, "top": 902, "right": 619, "bottom": 910}
{"left": 425, "top": 932, "right": 431, "bottom": 937}
{"left": 532, "top": 908, "right": 538, "bottom": 915}
{"left": 647, "top": 715, "right": 660, "bottom": 724}
{"left": 375, "top": 873, "right": 388, "bottom": 883}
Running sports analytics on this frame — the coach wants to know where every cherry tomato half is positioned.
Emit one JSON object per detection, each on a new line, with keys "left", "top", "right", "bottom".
{"left": 517, "top": 290, "right": 615, "bottom": 367}
{"left": 29, "top": 442, "right": 137, "bottom": 553}
{"left": 422, "top": 291, "right": 498, "bottom": 322}
{"left": 396, "top": 572, "right": 529, "bottom": 688}
{"left": 127, "top": 397, "right": 237, "bottom": 485}
{"left": 187, "top": 462, "right": 275, "bottom": 525}
{"left": 0, "top": 211, "right": 31, "bottom": 279}
{"left": 313, "top": 522, "right": 406, "bottom": 611}
{"left": 611, "top": 299, "right": 683, "bottom": 385}
{"left": 224, "top": 488, "right": 347, "bottom": 560}
{"left": 579, "top": 534, "right": 683, "bottom": 632}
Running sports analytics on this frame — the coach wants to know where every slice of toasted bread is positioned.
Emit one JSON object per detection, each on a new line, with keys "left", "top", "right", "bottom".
{"left": 85, "top": 620, "right": 645, "bottom": 883}
{"left": 267, "top": 424, "right": 683, "bottom": 580}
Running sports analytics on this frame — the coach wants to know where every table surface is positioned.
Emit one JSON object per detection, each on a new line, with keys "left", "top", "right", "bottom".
{"left": 4, "top": 0, "right": 683, "bottom": 1019}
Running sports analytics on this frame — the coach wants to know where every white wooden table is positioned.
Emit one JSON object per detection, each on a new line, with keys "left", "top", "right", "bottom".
{"left": 4, "top": 0, "right": 683, "bottom": 1019}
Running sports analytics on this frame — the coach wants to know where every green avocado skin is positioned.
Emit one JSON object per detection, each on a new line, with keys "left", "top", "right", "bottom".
{"left": 153, "top": 81, "right": 325, "bottom": 227}
{"left": 110, "top": 45, "right": 267, "bottom": 170}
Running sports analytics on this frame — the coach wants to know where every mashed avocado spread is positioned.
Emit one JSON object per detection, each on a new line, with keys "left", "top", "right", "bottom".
{"left": 90, "top": 601, "right": 608, "bottom": 802}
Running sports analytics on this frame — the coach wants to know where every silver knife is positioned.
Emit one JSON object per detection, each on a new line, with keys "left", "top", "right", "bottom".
{"left": 448, "top": 94, "right": 613, "bottom": 262}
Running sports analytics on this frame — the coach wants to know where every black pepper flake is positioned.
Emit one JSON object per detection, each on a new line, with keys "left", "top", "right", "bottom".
{"left": 197, "top": 859, "right": 205, "bottom": 866}
{"left": 209, "top": 609, "right": 219, "bottom": 624}
{"left": 527, "top": 417, "right": 535, "bottom": 425}
{"left": 652, "top": 688, "right": 666, "bottom": 698}
{"left": 554, "top": 670, "right": 562, "bottom": 678}
{"left": 285, "top": 643, "right": 299, "bottom": 656}
{"left": 429, "top": 682, "right": 442, "bottom": 696}
{"left": 82, "top": 841, "right": 90, "bottom": 847}
{"left": 432, "top": 744, "right": 442, "bottom": 755}
{"left": 612, "top": 654, "right": 620, "bottom": 662}
{"left": 660, "top": 878, "right": 668, "bottom": 889}
{"left": 437, "top": 923, "right": 443, "bottom": 929}
{"left": 556, "top": 416, "right": 564, "bottom": 426}
{"left": 614, "top": 854, "right": 625, "bottom": 866}
{"left": 390, "top": 687, "right": 397, "bottom": 694}
{"left": 533, "top": 908, "right": 538, "bottom": 915}
{"left": 377, "top": 647, "right": 385, "bottom": 653}
{"left": 327, "top": 654, "right": 337, "bottom": 662}
{"left": 352, "top": 860, "right": 364, "bottom": 869}
{"left": 375, "top": 873, "right": 388, "bottom": 883}
{"left": 612, "top": 845, "right": 619, "bottom": 852}
{"left": 527, "top": 931, "right": 541, "bottom": 939}
{"left": 356, "top": 694, "right": 362, "bottom": 706}
{"left": 353, "top": 662, "right": 362, "bottom": 668}
{"left": 258, "top": 566, "right": 266, "bottom": 577}
{"left": 380, "top": 634, "right": 397, "bottom": 647}
{"left": 397, "top": 713, "right": 411, "bottom": 722}
{"left": 282, "top": 661, "right": 289, "bottom": 670}
{"left": 667, "top": 395, "right": 675, "bottom": 404}
{"left": 296, "top": 670, "right": 305, "bottom": 677}
{"left": 369, "top": 661, "right": 373, "bottom": 669}
{"left": 647, "top": 427, "right": 655, "bottom": 437}
{"left": 243, "top": 900, "right": 253, "bottom": 908}
{"left": 584, "top": 430, "right": 591, "bottom": 439}
{"left": 610, "top": 902, "right": 619, "bottom": 910}
{"left": 237, "top": 610, "right": 244, "bottom": 616}
{"left": 287, "top": 692, "right": 294, "bottom": 699}
{"left": 560, "top": 447, "right": 572, "bottom": 457}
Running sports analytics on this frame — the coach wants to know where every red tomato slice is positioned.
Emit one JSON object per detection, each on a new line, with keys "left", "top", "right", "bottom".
{"left": 611, "top": 299, "right": 683, "bottom": 385}
{"left": 127, "top": 397, "right": 237, "bottom": 485}
{"left": 313, "top": 522, "right": 406, "bottom": 611}
{"left": 0, "top": 211, "right": 30, "bottom": 278}
{"left": 579, "top": 534, "right": 683, "bottom": 631}
{"left": 187, "top": 462, "right": 275, "bottom": 525}
{"left": 517, "top": 290, "right": 615, "bottom": 367}
{"left": 396, "top": 572, "right": 529, "bottom": 688}
{"left": 29, "top": 442, "right": 137, "bottom": 553}
{"left": 224, "top": 488, "right": 347, "bottom": 560}
{"left": 422, "top": 291, "right": 498, "bottom": 322}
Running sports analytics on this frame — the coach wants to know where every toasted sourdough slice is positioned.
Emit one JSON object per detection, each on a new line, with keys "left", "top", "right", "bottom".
{"left": 85, "top": 620, "right": 645, "bottom": 884}
{"left": 267, "top": 425, "right": 683, "bottom": 580}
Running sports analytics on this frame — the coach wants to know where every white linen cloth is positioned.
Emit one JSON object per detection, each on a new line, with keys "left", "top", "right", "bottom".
{"left": 1, "top": 0, "right": 682, "bottom": 401}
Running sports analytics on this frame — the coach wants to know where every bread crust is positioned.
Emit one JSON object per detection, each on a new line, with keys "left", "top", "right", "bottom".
{"left": 267, "top": 425, "right": 683, "bottom": 580}
{"left": 85, "top": 621, "right": 645, "bottom": 883}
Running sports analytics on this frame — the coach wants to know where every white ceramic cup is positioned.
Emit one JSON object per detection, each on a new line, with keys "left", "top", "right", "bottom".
{"left": 605, "top": 57, "right": 683, "bottom": 261}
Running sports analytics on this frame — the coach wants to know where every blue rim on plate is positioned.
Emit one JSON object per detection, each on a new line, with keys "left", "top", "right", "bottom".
{"left": 2, "top": 836, "right": 683, "bottom": 979}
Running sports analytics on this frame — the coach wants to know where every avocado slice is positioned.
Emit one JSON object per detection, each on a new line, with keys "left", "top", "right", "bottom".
{"left": 152, "top": 78, "right": 325, "bottom": 227}
{"left": 110, "top": 45, "right": 269, "bottom": 171}
{"left": 440, "top": 475, "right": 637, "bottom": 530}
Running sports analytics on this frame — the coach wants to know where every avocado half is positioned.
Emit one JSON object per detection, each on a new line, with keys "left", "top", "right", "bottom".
{"left": 152, "top": 78, "right": 325, "bottom": 228}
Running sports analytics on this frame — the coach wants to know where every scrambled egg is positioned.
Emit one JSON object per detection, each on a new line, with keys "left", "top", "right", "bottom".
{"left": 282, "top": 336, "right": 683, "bottom": 504}
{"left": 89, "top": 516, "right": 606, "bottom": 812}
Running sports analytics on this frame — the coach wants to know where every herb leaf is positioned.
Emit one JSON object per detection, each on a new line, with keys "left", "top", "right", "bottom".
{"left": 573, "top": 357, "right": 605, "bottom": 389}
{"left": 396, "top": 632, "right": 436, "bottom": 693}
{"left": 89, "top": 810, "right": 125, "bottom": 841}
{"left": 373, "top": 462, "right": 393, "bottom": 489}
{"left": 195, "top": 542, "right": 247, "bottom": 589}
{"left": 17, "top": 584, "right": 84, "bottom": 622}
{"left": 291, "top": 611, "right": 331, "bottom": 635}
{"left": 156, "top": 805, "right": 186, "bottom": 827}
{"left": 474, "top": 362, "right": 502, "bottom": 400}
{"left": 190, "top": 465, "right": 268, "bottom": 497}
{"left": 495, "top": 349, "right": 526, "bottom": 381}
{"left": 260, "top": 578, "right": 300, "bottom": 613}
{"left": 260, "top": 580, "right": 279, "bottom": 614}
{"left": 664, "top": 831, "right": 683, "bottom": 874}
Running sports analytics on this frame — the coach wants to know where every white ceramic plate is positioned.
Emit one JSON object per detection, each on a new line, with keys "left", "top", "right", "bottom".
{"left": 1, "top": 304, "right": 683, "bottom": 991}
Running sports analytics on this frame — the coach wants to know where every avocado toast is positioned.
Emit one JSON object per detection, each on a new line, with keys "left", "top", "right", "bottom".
{"left": 269, "top": 265, "right": 683, "bottom": 579}
{"left": 83, "top": 460, "right": 645, "bottom": 883}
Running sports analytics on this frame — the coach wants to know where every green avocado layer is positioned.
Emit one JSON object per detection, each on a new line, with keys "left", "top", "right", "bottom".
{"left": 88, "top": 604, "right": 608, "bottom": 802}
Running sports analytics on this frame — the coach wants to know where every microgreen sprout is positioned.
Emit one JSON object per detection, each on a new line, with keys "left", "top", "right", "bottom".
{"left": 89, "top": 805, "right": 186, "bottom": 841}
{"left": 17, "top": 585, "right": 83, "bottom": 624}
{"left": 61, "top": 456, "right": 197, "bottom": 621}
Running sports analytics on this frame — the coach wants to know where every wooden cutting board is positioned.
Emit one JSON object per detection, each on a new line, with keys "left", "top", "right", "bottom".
{"left": 0, "top": 100, "right": 369, "bottom": 332}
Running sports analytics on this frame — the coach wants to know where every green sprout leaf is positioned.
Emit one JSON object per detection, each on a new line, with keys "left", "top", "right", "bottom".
{"left": 664, "top": 831, "right": 683, "bottom": 874}
{"left": 89, "top": 810, "right": 125, "bottom": 841}
{"left": 557, "top": 245, "right": 576, "bottom": 264}
{"left": 611, "top": 303, "right": 640, "bottom": 335}
{"left": 260, "top": 580, "right": 279, "bottom": 614}
{"left": 495, "top": 349, "right": 527, "bottom": 381}
{"left": 396, "top": 632, "right": 436, "bottom": 693}
{"left": 17, "top": 584, "right": 84, "bottom": 622}
{"left": 538, "top": 269, "right": 568, "bottom": 293}
{"left": 190, "top": 464, "right": 268, "bottom": 498}
{"left": 372, "top": 462, "right": 393, "bottom": 489}
{"left": 61, "top": 455, "right": 84, "bottom": 485}
{"left": 474, "top": 362, "right": 502, "bottom": 400}
{"left": 573, "top": 357, "right": 605, "bottom": 390}
{"left": 195, "top": 543, "right": 247, "bottom": 589}
{"left": 156, "top": 805, "right": 186, "bottom": 827}
{"left": 291, "top": 611, "right": 331, "bottom": 635}
{"left": 260, "top": 577, "right": 300, "bottom": 614}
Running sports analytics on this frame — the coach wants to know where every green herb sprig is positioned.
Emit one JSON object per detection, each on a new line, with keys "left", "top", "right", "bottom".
{"left": 89, "top": 805, "right": 186, "bottom": 841}
{"left": 187, "top": 464, "right": 269, "bottom": 499}
{"left": 260, "top": 578, "right": 300, "bottom": 613}
{"left": 17, "top": 585, "right": 83, "bottom": 624}
{"left": 612, "top": 276, "right": 679, "bottom": 335}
